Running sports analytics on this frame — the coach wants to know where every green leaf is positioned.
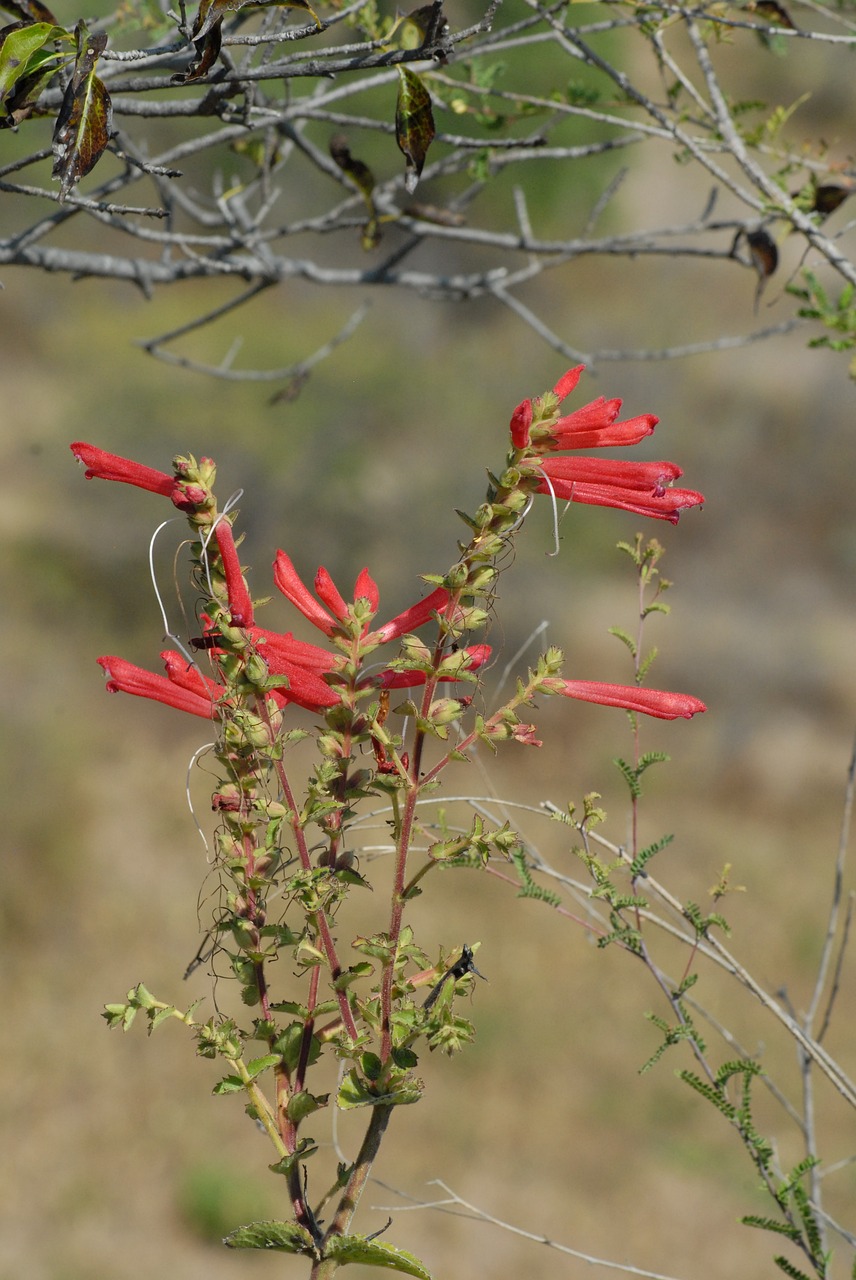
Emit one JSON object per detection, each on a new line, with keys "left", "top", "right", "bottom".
{"left": 678, "top": 1070, "right": 737, "bottom": 1119}
{"left": 629, "top": 833, "right": 674, "bottom": 877}
{"left": 773, "top": 1257, "right": 813, "bottom": 1280}
{"left": 0, "top": 21, "right": 69, "bottom": 117}
{"left": 396, "top": 66, "right": 434, "bottom": 193}
{"left": 510, "top": 847, "right": 562, "bottom": 906}
{"left": 338, "top": 1068, "right": 378, "bottom": 1110}
{"left": 607, "top": 626, "right": 637, "bottom": 657}
{"left": 148, "top": 1005, "right": 180, "bottom": 1031}
{"left": 272, "top": 1021, "right": 321, "bottom": 1073}
{"left": 245, "top": 1053, "right": 281, "bottom": 1079}
{"left": 51, "top": 21, "right": 112, "bottom": 199}
{"left": 268, "top": 1137, "right": 318, "bottom": 1176}
{"left": 224, "top": 1220, "right": 317, "bottom": 1255}
{"left": 212, "top": 1074, "right": 245, "bottom": 1094}
{"left": 741, "top": 1215, "right": 802, "bottom": 1241}
{"left": 286, "top": 1089, "right": 329, "bottom": 1124}
{"left": 391, "top": 1045, "right": 419, "bottom": 1069}
{"left": 102, "top": 1001, "right": 137, "bottom": 1030}
{"left": 0, "top": 43, "right": 66, "bottom": 126}
{"left": 337, "top": 1068, "right": 422, "bottom": 1110}
{"left": 323, "top": 1233, "right": 432, "bottom": 1278}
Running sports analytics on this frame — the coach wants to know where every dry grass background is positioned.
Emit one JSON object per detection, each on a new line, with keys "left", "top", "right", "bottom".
{"left": 3, "top": 22, "right": 856, "bottom": 1280}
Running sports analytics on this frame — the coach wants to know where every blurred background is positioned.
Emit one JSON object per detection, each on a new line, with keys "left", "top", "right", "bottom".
{"left": 3, "top": 4, "right": 856, "bottom": 1278}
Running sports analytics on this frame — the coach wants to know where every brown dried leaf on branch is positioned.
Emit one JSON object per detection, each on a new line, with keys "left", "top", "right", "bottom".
{"left": 174, "top": 0, "right": 321, "bottom": 82}
{"left": 395, "top": 66, "right": 434, "bottom": 195}
{"left": 51, "top": 21, "right": 112, "bottom": 201}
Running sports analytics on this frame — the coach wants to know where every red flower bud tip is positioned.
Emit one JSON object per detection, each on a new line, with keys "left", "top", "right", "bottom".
{"left": 509, "top": 397, "right": 534, "bottom": 449}
{"left": 553, "top": 680, "right": 706, "bottom": 720}
{"left": 551, "top": 365, "right": 585, "bottom": 401}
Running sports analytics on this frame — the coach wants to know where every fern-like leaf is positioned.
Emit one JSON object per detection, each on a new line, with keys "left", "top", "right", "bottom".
{"left": 607, "top": 625, "right": 637, "bottom": 658}
{"left": 773, "top": 1256, "right": 814, "bottom": 1280}
{"left": 781, "top": 1156, "right": 821, "bottom": 1192}
{"left": 791, "top": 1181, "right": 825, "bottom": 1263}
{"left": 629, "top": 833, "right": 674, "bottom": 877}
{"left": 741, "top": 1216, "right": 802, "bottom": 1241}
{"left": 716, "top": 1058, "right": 761, "bottom": 1087}
{"left": 637, "top": 645, "right": 659, "bottom": 680}
{"left": 510, "top": 848, "right": 562, "bottom": 907}
{"left": 678, "top": 1070, "right": 738, "bottom": 1120}
{"left": 613, "top": 756, "right": 642, "bottom": 799}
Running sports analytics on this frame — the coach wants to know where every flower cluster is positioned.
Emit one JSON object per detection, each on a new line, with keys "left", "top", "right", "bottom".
{"left": 510, "top": 365, "right": 704, "bottom": 524}
{"left": 72, "top": 369, "right": 705, "bottom": 726}
{"left": 73, "top": 442, "right": 489, "bottom": 720}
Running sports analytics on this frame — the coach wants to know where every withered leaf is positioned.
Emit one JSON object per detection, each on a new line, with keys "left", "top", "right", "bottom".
{"left": 395, "top": 66, "right": 434, "bottom": 195}
{"left": 398, "top": 0, "right": 448, "bottom": 53}
{"left": 330, "top": 133, "right": 381, "bottom": 249}
{"left": 745, "top": 227, "right": 778, "bottom": 278}
{"left": 172, "top": 18, "right": 220, "bottom": 83}
{"left": 189, "top": 0, "right": 320, "bottom": 43}
{"left": 750, "top": 0, "right": 796, "bottom": 28}
{"left": 812, "top": 184, "right": 851, "bottom": 218}
{"left": 175, "top": 0, "right": 320, "bottom": 81}
{"left": 744, "top": 227, "right": 777, "bottom": 313}
{"left": 330, "top": 133, "right": 374, "bottom": 198}
{"left": 0, "top": 0, "right": 58, "bottom": 24}
{"left": 268, "top": 369, "right": 309, "bottom": 406}
{"left": 51, "top": 22, "right": 112, "bottom": 200}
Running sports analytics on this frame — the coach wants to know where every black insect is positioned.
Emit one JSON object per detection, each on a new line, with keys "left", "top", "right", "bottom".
{"left": 422, "top": 944, "right": 486, "bottom": 1012}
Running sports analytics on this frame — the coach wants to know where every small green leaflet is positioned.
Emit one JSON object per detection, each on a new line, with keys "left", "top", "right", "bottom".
{"left": 395, "top": 66, "right": 434, "bottom": 193}
{"left": 224, "top": 1220, "right": 317, "bottom": 1255}
{"left": 224, "top": 1221, "right": 432, "bottom": 1276}
{"left": 324, "top": 1233, "right": 432, "bottom": 1278}
{"left": 51, "top": 21, "right": 112, "bottom": 200}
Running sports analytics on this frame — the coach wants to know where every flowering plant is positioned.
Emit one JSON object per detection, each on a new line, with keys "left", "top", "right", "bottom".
{"left": 73, "top": 369, "right": 705, "bottom": 1279}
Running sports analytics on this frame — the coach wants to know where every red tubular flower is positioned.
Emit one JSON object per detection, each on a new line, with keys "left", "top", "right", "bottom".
{"left": 273, "top": 550, "right": 452, "bottom": 644}
{"left": 272, "top": 551, "right": 342, "bottom": 636}
{"left": 536, "top": 458, "right": 703, "bottom": 524}
{"left": 510, "top": 367, "right": 704, "bottom": 524}
{"left": 97, "top": 654, "right": 223, "bottom": 719}
{"left": 551, "top": 679, "right": 706, "bottom": 720}
{"left": 214, "top": 521, "right": 254, "bottom": 627}
{"left": 72, "top": 443, "right": 175, "bottom": 495}
{"left": 244, "top": 628, "right": 342, "bottom": 709}
{"left": 70, "top": 442, "right": 209, "bottom": 511}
